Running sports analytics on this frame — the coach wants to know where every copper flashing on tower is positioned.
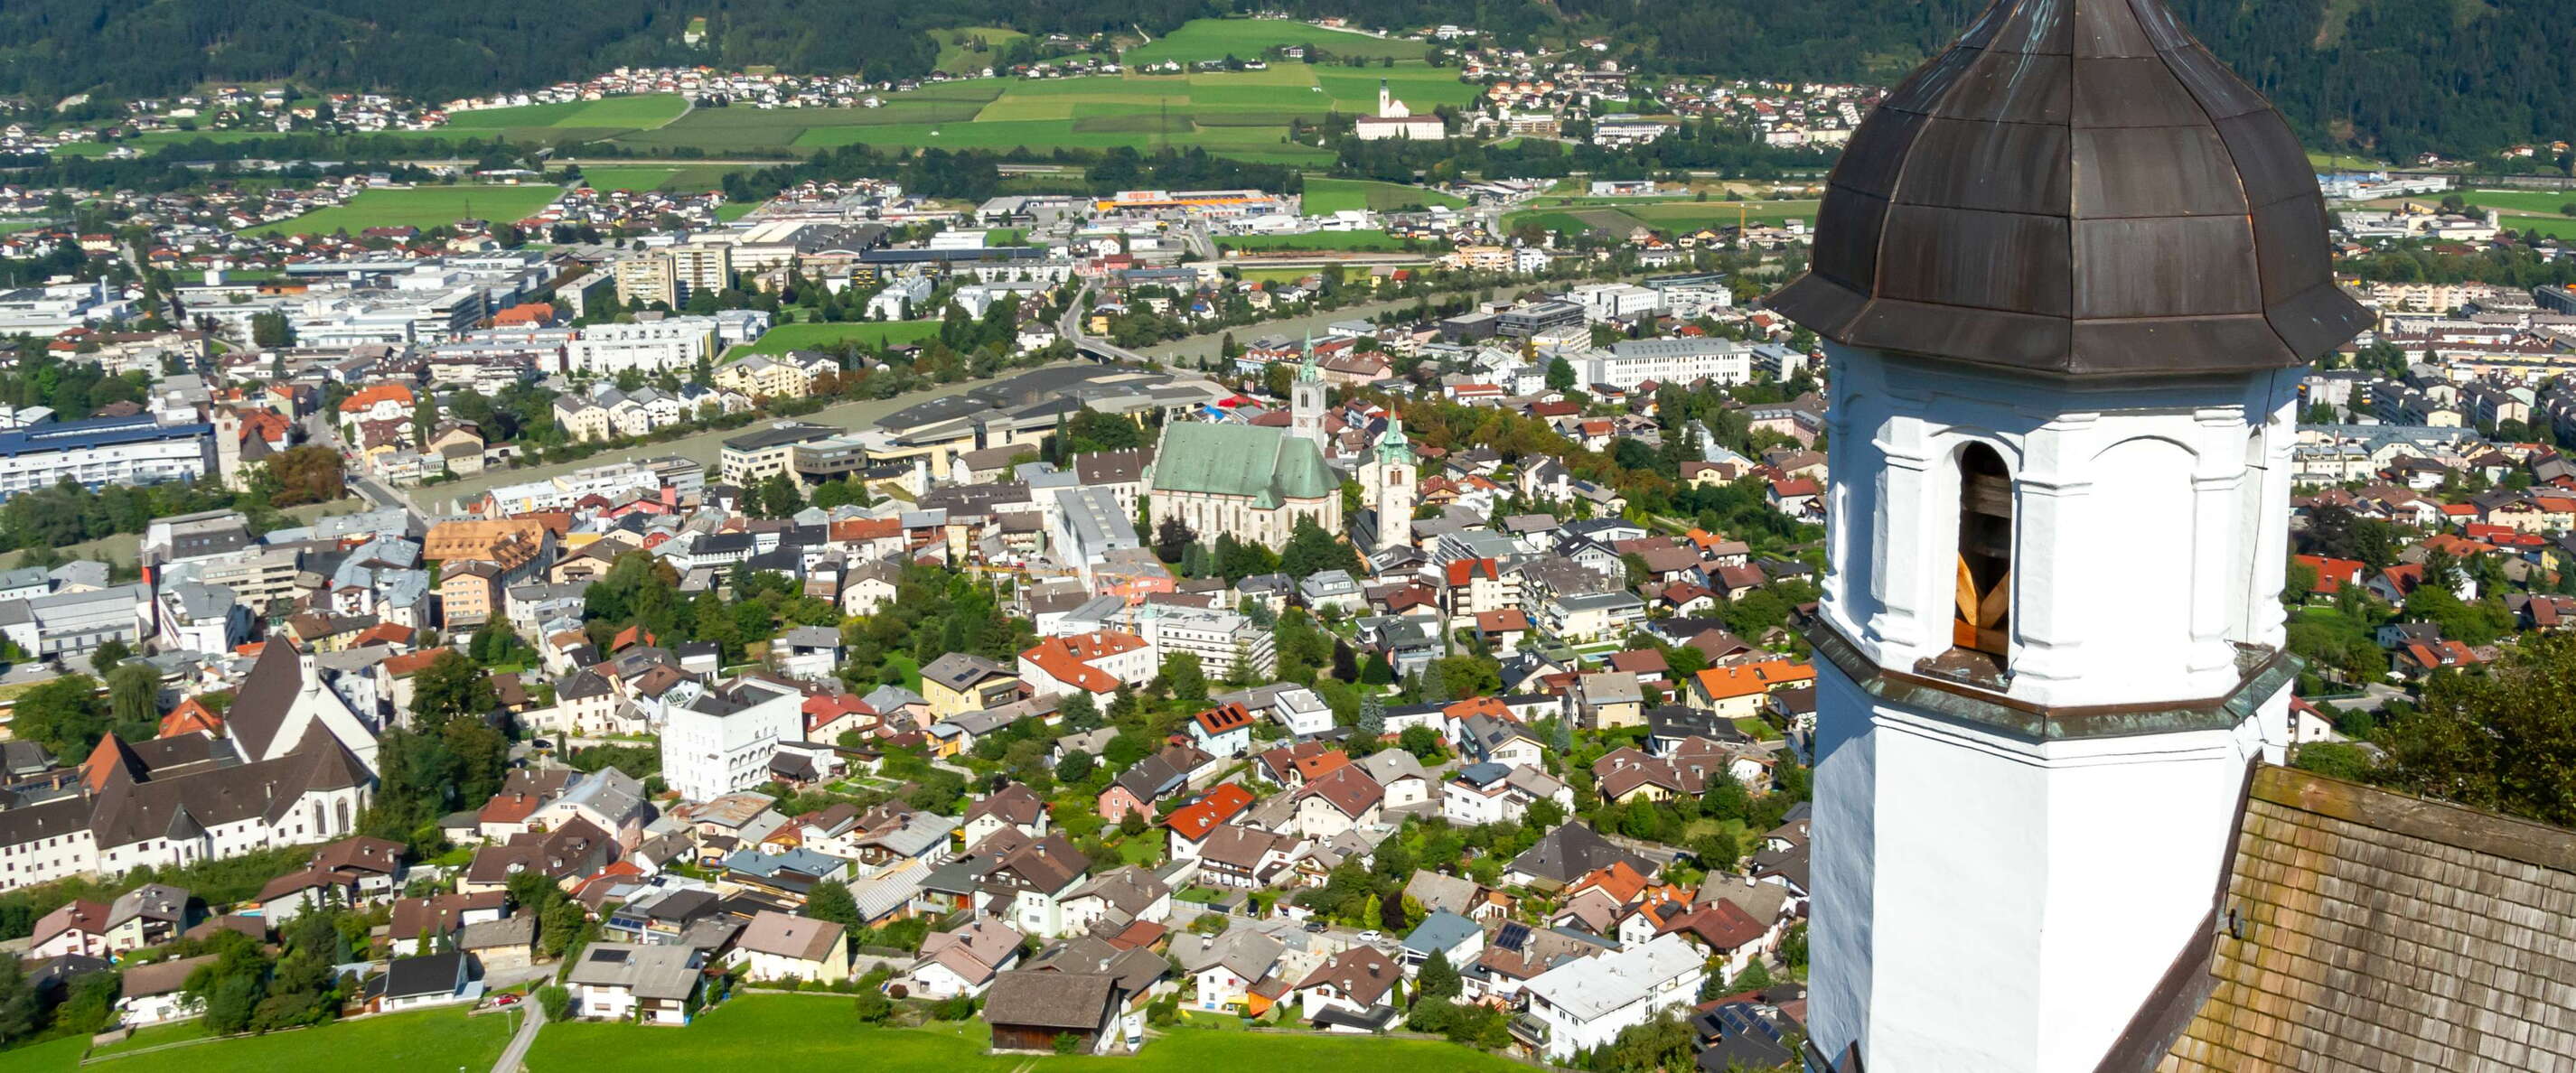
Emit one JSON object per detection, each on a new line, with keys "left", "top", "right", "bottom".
{"left": 1766, "top": 0, "right": 2372, "bottom": 378}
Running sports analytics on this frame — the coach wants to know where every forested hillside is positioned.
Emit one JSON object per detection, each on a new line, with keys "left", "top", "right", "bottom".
{"left": 0, "top": 0, "right": 2563, "bottom": 161}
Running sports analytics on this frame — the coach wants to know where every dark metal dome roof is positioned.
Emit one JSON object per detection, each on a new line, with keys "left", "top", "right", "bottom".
{"left": 1766, "top": 0, "right": 2371, "bottom": 378}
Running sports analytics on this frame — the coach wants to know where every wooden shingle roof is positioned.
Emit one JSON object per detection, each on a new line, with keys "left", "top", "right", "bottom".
{"left": 2155, "top": 765, "right": 2576, "bottom": 1072}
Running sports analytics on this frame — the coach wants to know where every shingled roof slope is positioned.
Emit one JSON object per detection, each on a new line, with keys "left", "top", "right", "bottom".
{"left": 2154, "top": 765, "right": 2576, "bottom": 1072}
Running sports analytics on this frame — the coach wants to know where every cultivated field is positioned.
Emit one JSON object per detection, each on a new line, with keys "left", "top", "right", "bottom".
{"left": 597, "top": 30, "right": 1471, "bottom": 165}
{"left": 442, "top": 95, "right": 691, "bottom": 131}
{"left": 246, "top": 184, "right": 563, "bottom": 236}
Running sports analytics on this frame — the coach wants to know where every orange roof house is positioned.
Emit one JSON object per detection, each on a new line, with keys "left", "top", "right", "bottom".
{"left": 158, "top": 697, "right": 224, "bottom": 739}
{"left": 1691, "top": 659, "right": 1815, "bottom": 711}
{"left": 337, "top": 382, "right": 415, "bottom": 415}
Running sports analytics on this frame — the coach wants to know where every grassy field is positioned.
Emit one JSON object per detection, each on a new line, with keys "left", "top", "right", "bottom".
{"left": 1217, "top": 229, "right": 1421, "bottom": 251}
{"left": 0, "top": 1036, "right": 85, "bottom": 1073}
{"left": 444, "top": 95, "right": 690, "bottom": 131}
{"left": 248, "top": 183, "right": 561, "bottom": 236}
{"left": 600, "top": 42, "right": 1465, "bottom": 165}
{"left": 2455, "top": 189, "right": 2576, "bottom": 214}
{"left": 1505, "top": 198, "right": 1818, "bottom": 237}
{"left": 931, "top": 27, "right": 1027, "bottom": 74}
{"left": 80, "top": 1008, "right": 511, "bottom": 1073}
{"left": 733, "top": 321, "right": 944, "bottom": 356}
{"left": 575, "top": 164, "right": 744, "bottom": 193}
{"left": 2306, "top": 150, "right": 2391, "bottom": 170}
{"left": 1299, "top": 178, "right": 1466, "bottom": 215}
{"left": 1122, "top": 19, "right": 1430, "bottom": 65}
{"left": 2504, "top": 215, "right": 2576, "bottom": 238}
{"left": 525, "top": 996, "right": 1522, "bottom": 1072}
{"left": 616, "top": 87, "right": 1003, "bottom": 153}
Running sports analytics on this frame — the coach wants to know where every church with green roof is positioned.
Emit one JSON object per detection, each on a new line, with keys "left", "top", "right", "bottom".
{"left": 1146, "top": 420, "right": 1341, "bottom": 550}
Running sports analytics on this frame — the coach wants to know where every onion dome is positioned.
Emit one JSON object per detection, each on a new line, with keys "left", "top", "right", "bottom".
{"left": 1766, "top": 0, "right": 2370, "bottom": 378}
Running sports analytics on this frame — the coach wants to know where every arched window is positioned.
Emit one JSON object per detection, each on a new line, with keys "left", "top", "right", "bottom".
{"left": 1953, "top": 443, "right": 2013, "bottom": 661}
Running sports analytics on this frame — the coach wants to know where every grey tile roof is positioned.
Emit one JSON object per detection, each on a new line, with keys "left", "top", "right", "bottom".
{"left": 2158, "top": 766, "right": 2576, "bottom": 1072}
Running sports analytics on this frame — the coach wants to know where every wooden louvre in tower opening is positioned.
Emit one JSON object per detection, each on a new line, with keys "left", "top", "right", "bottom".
{"left": 1954, "top": 444, "right": 2011, "bottom": 658}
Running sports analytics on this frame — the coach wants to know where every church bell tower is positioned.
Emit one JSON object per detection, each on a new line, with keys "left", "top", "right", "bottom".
{"left": 1362, "top": 414, "right": 1416, "bottom": 552}
{"left": 1290, "top": 333, "right": 1327, "bottom": 449}
{"left": 1764, "top": 0, "right": 2372, "bottom": 1069}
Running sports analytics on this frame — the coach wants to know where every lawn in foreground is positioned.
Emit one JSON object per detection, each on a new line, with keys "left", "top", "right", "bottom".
{"left": 524, "top": 995, "right": 1522, "bottom": 1072}
{"left": 90, "top": 1007, "right": 511, "bottom": 1073}
{"left": 248, "top": 184, "right": 561, "bottom": 236}
{"left": 733, "top": 321, "right": 943, "bottom": 356}
{"left": 0, "top": 1035, "right": 84, "bottom": 1073}
{"left": 1122, "top": 18, "right": 1429, "bottom": 65}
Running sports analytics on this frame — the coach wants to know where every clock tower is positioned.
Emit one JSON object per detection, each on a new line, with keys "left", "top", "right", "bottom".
{"left": 1765, "top": 0, "right": 2372, "bottom": 1068}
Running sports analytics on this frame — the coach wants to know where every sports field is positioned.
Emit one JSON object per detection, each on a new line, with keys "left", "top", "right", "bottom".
{"left": 1121, "top": 18, "right": 1431, "bottom": 65}
{"left": 1300, "top": 178, "right": 1467, "bottom": 215}
{"left": 246, "top": 184, "right": 563, "bottom": 236}
{"left": 732, "top": 321, "right": 944, "bottom": 356}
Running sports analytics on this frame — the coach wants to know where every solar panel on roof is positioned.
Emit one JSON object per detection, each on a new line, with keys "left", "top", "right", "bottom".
{"left": 1494, "top": 921, "right": 1531, "bottom": 951}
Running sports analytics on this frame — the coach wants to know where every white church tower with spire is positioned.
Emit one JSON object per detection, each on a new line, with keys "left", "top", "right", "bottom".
{"left": 1359, "top": 414, "right": 1415, "bottom": 552}
{"left": 1289, "top": 335, "right": 1327, "bottom": 449}
{"left": 1764, "top": 0, "right": 2373, "bottom": 1069}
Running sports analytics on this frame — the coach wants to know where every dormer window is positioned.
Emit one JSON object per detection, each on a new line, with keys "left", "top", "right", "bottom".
{"left": 1953, "top": 443, "right": 2012, "bottom": 663}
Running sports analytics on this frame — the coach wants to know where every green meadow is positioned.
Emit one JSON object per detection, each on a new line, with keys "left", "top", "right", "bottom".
{"left": 246, "top": 184, "right": 562, "bottom": 236}
{"left": 1121, "top": 19, "right": 1431, "bottom": 65}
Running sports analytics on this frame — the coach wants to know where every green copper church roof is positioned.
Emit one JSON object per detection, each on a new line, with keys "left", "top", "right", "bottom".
{"left": 1150, "top": 422, "right": 1337, "bottom": 509}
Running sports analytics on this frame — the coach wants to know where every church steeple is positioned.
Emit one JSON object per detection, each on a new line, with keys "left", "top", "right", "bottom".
{"left": 1787, "top": 2, "right": 2369, "bottom": 1070}
{"left": 1289, "top": 331, "right": 1327, "bottom": 449}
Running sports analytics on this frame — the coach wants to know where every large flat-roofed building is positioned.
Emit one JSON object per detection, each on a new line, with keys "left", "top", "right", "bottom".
{"left": 1583, "top": 338, "right": 1755, "bottom": 390}
{"left": 564, "top": 317, "right": 718, "bottom": 375}
{"left": 1494, "top": 301, "right": 1585, "bottom": 339}
{"left": 718, "top": 422, "right": 840, "bottom": 486}
{"left": 0, "top": 583, "right": 148, "bottom": 663}
{"left": 1139, "top": 602, "right": 1275, "bottom": 681}
{"left": 0, "top": 415, "right": 212, "bottom": 500}
{"left": 1146, "top": 422, "right": 1338, "bottom": 551}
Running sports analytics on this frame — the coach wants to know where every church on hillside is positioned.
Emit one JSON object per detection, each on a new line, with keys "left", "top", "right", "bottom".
{"left": 1354, "top": 79, "right": 1444, "bottom": 141}
{"left": 1775, "top": 0, "right": 2576, "bottom": 1070}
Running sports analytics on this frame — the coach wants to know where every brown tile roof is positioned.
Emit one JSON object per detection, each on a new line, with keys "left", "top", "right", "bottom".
{"left": 2157, "top": 765, "right": 2576, "bottom": 1072}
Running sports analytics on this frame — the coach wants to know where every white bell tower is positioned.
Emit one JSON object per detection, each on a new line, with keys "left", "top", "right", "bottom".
{"left": 1763, "top": 0, "right": 2374, "bottom": 1069}
{"left": 1361, "top": 414, "right": 1416, "bottom": 551}
{"left": 1289, "top": 334, "right": 1327, "bottom": 449}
